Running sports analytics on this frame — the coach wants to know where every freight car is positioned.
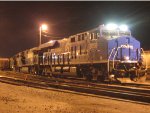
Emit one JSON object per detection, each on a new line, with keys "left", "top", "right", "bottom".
{"left": 142, "top": 51, "right": 150, "bottom": 75}
{"left": 10, "top": 24, "right": 147, "bottom": 82}
{"left": 0, "top": 58, "right": 10, "bottom": 70}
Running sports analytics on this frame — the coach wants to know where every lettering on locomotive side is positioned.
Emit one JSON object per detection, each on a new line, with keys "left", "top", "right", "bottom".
{"left": 121, "top": 44, "right": 133, "bottom": 49}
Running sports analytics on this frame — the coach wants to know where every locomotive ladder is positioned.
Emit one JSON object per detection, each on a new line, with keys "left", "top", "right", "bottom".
{"left": 107, "top": 45, "right": 123, "bottom": 76}
{"left": 107, "top": 47, "right": 116, "bottom": 76}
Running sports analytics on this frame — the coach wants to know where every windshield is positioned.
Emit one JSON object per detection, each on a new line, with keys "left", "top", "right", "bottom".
{"left": 102, "top": 30, "right": 131, "bottom": 38}
{"left": 102, "top": 30, "right": 118, "bottom": 37}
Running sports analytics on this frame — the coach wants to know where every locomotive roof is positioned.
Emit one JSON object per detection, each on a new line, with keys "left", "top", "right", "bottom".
{"left": 38, "top": 40, "right": 58, "bottom": 50}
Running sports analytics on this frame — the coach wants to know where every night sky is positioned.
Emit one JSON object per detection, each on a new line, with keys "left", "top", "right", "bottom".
{"left": 0, "top": 1, "right": 150, "bottom": 58}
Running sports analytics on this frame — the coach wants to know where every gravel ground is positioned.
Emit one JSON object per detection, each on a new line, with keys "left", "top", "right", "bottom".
{"left": 0, "top": 82, "right": 150, "bottom": 113}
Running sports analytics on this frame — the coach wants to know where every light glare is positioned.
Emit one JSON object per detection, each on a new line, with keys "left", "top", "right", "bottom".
{"left": 119, "top": 25, "right": 128, "bottom": 31}
{"left": 48, "top": 40, "right": 54, "bottom": 43}
{"left": 106, "top": 23, "right": 118, "bottom": 30}
{"left": 124, "top": 56, "right": 129, "bottom": 60}
{"left": 41, "top": 24, "right": 48, "bottom": 31}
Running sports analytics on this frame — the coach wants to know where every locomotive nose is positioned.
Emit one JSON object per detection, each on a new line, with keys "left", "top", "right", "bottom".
{"left": 108, "top": 36, "right": 140, "bottom": 62}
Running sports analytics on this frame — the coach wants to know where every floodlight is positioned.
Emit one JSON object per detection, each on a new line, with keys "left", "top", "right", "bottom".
{"left": 41, "top": 24, "right": 48, "bottom": 31}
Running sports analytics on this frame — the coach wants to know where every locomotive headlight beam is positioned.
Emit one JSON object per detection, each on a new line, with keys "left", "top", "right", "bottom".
{"left": 119, "top": 25, "right": 128, "bottom": 31}
{"left": 106, "top": 23, "right": 118, "bottom": 30}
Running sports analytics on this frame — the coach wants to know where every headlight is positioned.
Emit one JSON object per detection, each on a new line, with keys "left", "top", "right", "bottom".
{"left": 124, "top": 56, "right": 129, "bottom": 60}
{"left": 119, "top": 25, "right": 128, "bottom": 31}
{"left": 106, "top": 23, "right": 118, "bottom": 30}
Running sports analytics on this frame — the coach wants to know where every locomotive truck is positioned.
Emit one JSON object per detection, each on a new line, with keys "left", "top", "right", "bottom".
{"left": 10, "top": 24, "right": 147, "bottom": 82}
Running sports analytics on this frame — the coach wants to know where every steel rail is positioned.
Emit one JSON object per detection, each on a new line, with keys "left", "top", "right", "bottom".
{"left": 0, "top": 75, "right": 150, "bottom": 104}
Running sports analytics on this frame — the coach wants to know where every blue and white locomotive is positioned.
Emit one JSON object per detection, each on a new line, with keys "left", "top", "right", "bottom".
{"left": 11, "top": 23, "right": 147, "bottom": 82}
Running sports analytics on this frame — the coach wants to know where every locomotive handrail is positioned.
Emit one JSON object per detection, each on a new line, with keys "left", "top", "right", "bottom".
{"left": 112, "top": 46, "right": 123, "bottom": 69}
{"left": 107, "top": 48, "right": 116, "bottom": 76}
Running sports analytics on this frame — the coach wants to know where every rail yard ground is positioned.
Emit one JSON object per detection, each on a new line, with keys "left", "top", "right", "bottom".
{"left": 0, "top": 71, "right": 150, "bottom": 113}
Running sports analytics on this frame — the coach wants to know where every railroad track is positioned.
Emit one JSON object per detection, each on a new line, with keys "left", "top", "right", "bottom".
{"left": 3, "top": 71, "right": 150, "bottom": 89}
{"left": 0, "top": 71, "right": 150, "bottom": 104}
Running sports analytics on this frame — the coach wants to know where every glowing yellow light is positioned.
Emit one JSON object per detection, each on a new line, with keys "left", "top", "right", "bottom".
{"left": 41, "top": 24, "right": 48, "bottom": 31}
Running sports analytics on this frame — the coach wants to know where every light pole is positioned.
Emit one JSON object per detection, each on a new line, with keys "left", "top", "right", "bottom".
{"left": 39, "top": 24, "right": 48, "bottom": 46}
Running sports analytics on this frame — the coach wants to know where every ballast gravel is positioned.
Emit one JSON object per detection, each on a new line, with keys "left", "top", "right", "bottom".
{"left": 0, "top": 81, "right": 150, "bottom": 113}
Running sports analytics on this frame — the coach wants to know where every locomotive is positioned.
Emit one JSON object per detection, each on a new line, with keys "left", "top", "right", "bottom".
{"left": 10, "top": 24, "right": 147, "bottom": 82}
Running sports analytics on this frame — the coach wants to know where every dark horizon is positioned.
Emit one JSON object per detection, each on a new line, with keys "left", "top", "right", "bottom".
{"left": 0, "top": 1, "right": 150, "bottom": 58}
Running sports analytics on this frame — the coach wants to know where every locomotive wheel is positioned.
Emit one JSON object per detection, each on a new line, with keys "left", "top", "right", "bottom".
{"left": 130, "top": 74, "right": 138, "bottom": 82}
{"left": 138, "top": 74, "right": 147, "bottom": 82}
{"left": 85, "top": 73, "right": 93, "bottom": 81}
{"left": 49, "top": 72, "right": 53, "bottom": 77}
{"left": 132, "top": 77, "right": 138, "bottom": 82}
{"left": 42, "top": 71, "right": 45, "bottom": 76}
{"left": 97, "top": 76, "right": 105, "bottom": 82}
{"left": 132, "top": 75, "right": 147, "bottom": 82}
{"left": 83, "top": 72, "right": 93, "bottom": 81}
{"left": 81, "top": 66, "right": 93, "bottom": 81}
{"left": 130, "top": 74, "right": 147, "bottom": 82}
{"left": 77, "top": 70, "right": 83, "bottom": 78}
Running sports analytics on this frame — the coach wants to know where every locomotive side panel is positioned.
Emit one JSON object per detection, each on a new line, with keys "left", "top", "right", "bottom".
{"left": 69, "top": 33, "right": 89, "bottom": 64}
{"left": 97, "top": 36, "right": 108, "bottom": 62}
{"left": 129, "top": 37, "right": 140, "bottom": 61}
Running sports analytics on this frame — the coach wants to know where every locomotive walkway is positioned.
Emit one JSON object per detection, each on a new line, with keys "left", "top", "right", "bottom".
{"left": 0, "top": 71, "right": 150, "bottom": 105}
